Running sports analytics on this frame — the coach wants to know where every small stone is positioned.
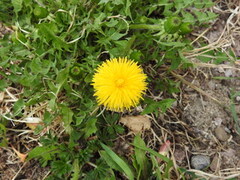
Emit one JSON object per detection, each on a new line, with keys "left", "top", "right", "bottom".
{"left": 236, "top": 96, "right": 240, "bottom": 102}
{"left": 215, "top": 126, "right": 230, "bottom": 141}
{"left": 191, "top": 155, "right": 210, "bottom": 170}
{"left": 210, "top": 155, "right": 220, "bottom": 171}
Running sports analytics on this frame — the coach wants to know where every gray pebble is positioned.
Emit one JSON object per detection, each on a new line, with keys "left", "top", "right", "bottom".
{"left": 191, "top": 155, "right": 210, "bottom": 170}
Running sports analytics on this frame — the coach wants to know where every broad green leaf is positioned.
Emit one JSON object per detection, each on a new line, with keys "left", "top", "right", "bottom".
{"left": 100, "top": 143, "right": 135, "bottom": 180}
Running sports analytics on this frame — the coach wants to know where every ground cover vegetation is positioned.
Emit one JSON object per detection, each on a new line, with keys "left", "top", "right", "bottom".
{"left": 0, "top": 0, "right": 239, "bottom": 179}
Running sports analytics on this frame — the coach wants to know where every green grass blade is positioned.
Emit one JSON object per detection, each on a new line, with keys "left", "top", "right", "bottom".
{"left": 132, "top": 144, "right": 170, "bottom": 163}
{"left": 100, "top": 143, "right": 135, "bottom": 180}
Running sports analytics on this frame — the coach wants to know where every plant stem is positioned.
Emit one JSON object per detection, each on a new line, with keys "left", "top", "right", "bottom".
{"left": 129, "top": 24, "right": 161, "bottom": 30}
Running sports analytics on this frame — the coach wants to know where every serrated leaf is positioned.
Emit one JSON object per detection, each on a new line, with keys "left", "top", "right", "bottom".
{"left": 182, "top": 12, "right": 195, "bottom": 23}
{"left": 194, "top": 11, "right": 218, "bottom": 23}
{"left": 142, "top": 98, "right": 175, "bottom": 115}
{"left": 194, "top": 0, "right": 214, "bottom": 8}
{"left": 71, "top": 159, "right": 81, "bottom": 180}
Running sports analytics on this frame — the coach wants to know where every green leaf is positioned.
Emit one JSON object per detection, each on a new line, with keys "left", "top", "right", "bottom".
{"left": 194, "top": 11, "right": 218, "bottom": 23}
{"left": 37, "top": 23, "right": 68, "bottom": 50}
{"left": 43, "top": 111, "right": 53, "bottom": 125}
{"left": 133, "top": 135, "right": 150, "bottom": 179}
{"left": 83, "top": 117, "right": 97, "bottom": 138}
{"left": 142, "top": 98, "right": 175, "bottom": 115}
{"left": 0, "top": 124, "right": 8, "bottom": 147}
{"left": 194, "top": 0, "right": 214, "bottom": 8}
{"left": 11, "top": 0, "right": 23, "bottom": 14}
{"left": 29, "top": 59, "right": 52, "bottom": 75}
{"left": 0, "top": 79, "right": 8, "bottom": 91}
{"left": 150, "top": 155, "right": 162, "bottom": 179}
{"left": 181, "top": 12, "right": 195, "bottom": 23}
{"left": 61, "top": 106, "right": 73, "bottom": 134}
{"left": 71, "top": 159, "right": 81, "bottom": 180}
{"left": 27, "top": 145, "right": 58, "bottom": 160}
{"left": 13, "top": 98, "right": 24, "bottom": 116}
{"left": 158, "top": 41, "right": 186, "bottom": 48}
{"left": 214, "top": 51, "right": 229, "bottom": 64}
{"left": 132, "top": 143, "right": 170, "bottom": 163}
{"left": 100, "top": 150, "right": 123, "bottom": 172}
{"left": 100, "top": 143, "right": 135, "bottom": 180}
{"left": 197, "top": 50, "right": 214, "bottom": 62}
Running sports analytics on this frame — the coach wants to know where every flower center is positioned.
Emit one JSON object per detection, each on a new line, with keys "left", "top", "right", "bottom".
{"left": 115, "top": 78, "right": 125, "bottom": 88}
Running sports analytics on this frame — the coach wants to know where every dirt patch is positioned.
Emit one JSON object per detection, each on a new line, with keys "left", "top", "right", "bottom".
{"left": 181, "top": 67, "right": 240, "bottom": 169}
{"left": 0, "top": 147, "right": 49, "bottom": 180}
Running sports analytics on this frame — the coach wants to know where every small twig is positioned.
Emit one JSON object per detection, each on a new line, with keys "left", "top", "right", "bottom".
{"left": 194, "top": 62, "right": 240, "bottom": 71}
{"left": 187, "top": 169, "right": 240, "bottom": 179}
{"left": 11, "top": 162, "right": 28, "bottom": 180}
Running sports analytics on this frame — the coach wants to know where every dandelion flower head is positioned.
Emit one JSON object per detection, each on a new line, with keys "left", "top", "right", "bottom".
{"left": 92, "top": 57, "right": 147, "bottom": 112}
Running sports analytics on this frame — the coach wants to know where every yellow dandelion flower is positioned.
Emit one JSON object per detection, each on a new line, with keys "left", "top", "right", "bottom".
{"left": 92, "top": 57, "right": 147, "bottom": 112}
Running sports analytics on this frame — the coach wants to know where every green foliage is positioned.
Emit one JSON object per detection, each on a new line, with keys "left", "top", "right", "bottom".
{"left": 197, "top": 48, "right": 234, "bottom": 64}
{"left": 0, "top": 0, "right": 221, "bottom": 179}
{"left": 132, "top": 135, "right": 151, "bottom": 179}
{"left": 100, "top": 143, "right": 135, "bottom": 180}
{"left": 0, "top": 124, "right": 8, "bottom": 147}
{"left": 142, "top": 98, "right": 176, "bottom": 116}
